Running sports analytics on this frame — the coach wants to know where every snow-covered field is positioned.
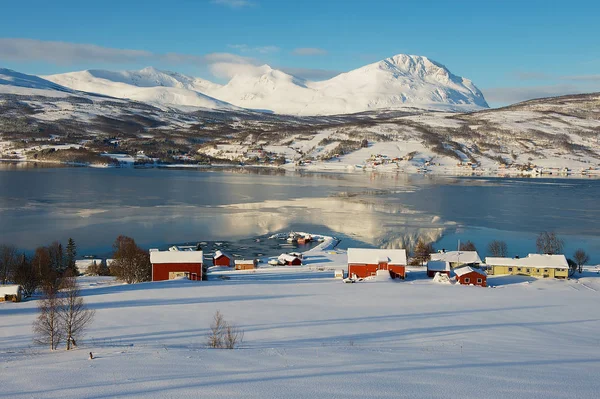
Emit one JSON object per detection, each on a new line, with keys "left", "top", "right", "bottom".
{"left": 3, "top": 259, "right": 600, "bottom": 398}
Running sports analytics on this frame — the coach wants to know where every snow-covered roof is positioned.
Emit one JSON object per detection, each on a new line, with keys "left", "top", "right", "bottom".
{"left": 347, "top": 248, "right": 407, "bottom": 265}
{"left": 213, "top": 250, "right": 230, "bottom": 259}
{"left": 430, "top": 251, "right": 482, "bottom": 264}
{"left": 0, "top": 285, "right": 21, "bottom": 296}
{"left": 234, "top": 259, "right": 256, "bottom": 265}
{"left": 427, "top": 261, "right": 450, "bottom": 272}
{"left": 454, "top": 266, "right": 486, "bottom": 277}
{"left": 485, "top": 254, "right": 568, "bottom": 269}
{"left": 278, "top": 254, "right": 301, "bottom": 262}
{"left": 150, "top": 250, "right": 203, "bottom": 264}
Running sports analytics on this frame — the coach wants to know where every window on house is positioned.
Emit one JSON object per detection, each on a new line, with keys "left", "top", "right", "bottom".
{"left": 464, "top": 278, "right": 470, "bottom": 283}
{"left": 508, "top": 267, "right": 513, "bottom": 272}
{"left": 526, "top": 268, "right": 531, "bottom": 273}
{"left": 517, "top": 268, "right": 522, "bottom": 272}
{"left": 477, "top": 278, "right": 482, "bottom": 284}
{"left": 544, "top": 269, "right": 549, "bottom": 273}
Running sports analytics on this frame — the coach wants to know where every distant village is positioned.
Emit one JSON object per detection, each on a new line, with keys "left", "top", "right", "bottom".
{"left": 0, "top": 231, "right": 592, "bottom": 304}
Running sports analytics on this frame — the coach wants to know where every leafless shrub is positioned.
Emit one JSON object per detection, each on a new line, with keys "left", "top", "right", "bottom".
{"left": 207, "top": 310, "right": 244, "bottom": 349}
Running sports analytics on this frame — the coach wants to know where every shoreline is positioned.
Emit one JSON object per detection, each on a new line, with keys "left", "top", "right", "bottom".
{"left": 1, "top": 158, "right": 599, "bottom": 180}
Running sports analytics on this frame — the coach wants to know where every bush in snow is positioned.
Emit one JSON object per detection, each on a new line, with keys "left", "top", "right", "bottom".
{"left": 207, "top": 310, "right": 244, "bottom": 349}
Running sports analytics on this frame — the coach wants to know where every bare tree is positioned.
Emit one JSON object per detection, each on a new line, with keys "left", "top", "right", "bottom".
{"left": 33, "top": 289, "right": 63, "bottom": 350}
{"left": 208, "top": 310, "right": 226, "bottom": 349}
{"left": 13, "top": 255, "right": 39, "bottom": 298}
{"left": 0, "top": 244, "right": 18, "bottom": 284}
{"left": 224, "top": 323, "right": 244, "bottom": 349}
{"left": 573, "top": 249, "right": 589, "bottom": 274}
{"left": 459, "top": 240, "right": 477, "bottom": 252}
{"left": 413, "top": 239, "right": 434, "bottom": 266}
{"left": 32, "top": 246, "right": 61, "bottom": 293}
{"left": 488, "top": 240, "right": 508, "bottom": 257}
{"left": 59, "top": 272, "right": 95, "bottom": 350}
{"left": 110, "top": 236, "right": 151, "bottom": 284}
{"left": 536, "top": 232, "right": 564, "bottom": 255}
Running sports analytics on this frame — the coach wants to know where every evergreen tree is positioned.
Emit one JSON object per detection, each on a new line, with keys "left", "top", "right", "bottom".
{"left": 65, "top": 238, "right": 78, "bottom": 276}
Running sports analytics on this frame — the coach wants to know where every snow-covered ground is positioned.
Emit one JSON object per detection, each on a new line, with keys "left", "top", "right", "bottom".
{"left": 2, "top": 248, "right": 600, "bottom": 398}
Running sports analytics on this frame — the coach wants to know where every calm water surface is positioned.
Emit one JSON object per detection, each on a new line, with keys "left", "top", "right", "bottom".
{"left": 0, "top": 165, "right": 598, "bottom": 263}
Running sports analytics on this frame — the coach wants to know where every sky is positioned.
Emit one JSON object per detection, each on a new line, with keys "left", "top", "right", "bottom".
{"left": 1, "top": 0, "right": 599, "bottom": 107}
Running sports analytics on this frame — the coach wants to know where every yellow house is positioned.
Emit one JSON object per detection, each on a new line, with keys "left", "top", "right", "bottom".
{"left": 485, "top": 254, "right": 569, "bottom": 279}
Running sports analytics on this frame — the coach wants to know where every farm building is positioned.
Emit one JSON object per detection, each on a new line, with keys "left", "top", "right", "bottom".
{"left": 485, "top": 254, "right": 569, "bottom": 279}
{"left": 0, "top": 285, "right": 23, "bottom": 302}
{"left": 430, "top": 250, "right": 482, "bottom": 268}
{"left": 149, "top": 249, "right": 204, "bottom": 281}
{"left": 234, "top": 259, "right": 257, "bottom": 270}
{"left": 278, "top": 254, "right": 302, "bottom": 266}
{"left": 347, "top": 248, "right": 407, "bottom": 279}
{"left": 427, "top": 261, "right": 451, "bottom": 278}
{"left": 213, "top": 250, "right": 232, "bottom": 267}
{"left": 454, "top": 266, "right": 487, "bottom": 287}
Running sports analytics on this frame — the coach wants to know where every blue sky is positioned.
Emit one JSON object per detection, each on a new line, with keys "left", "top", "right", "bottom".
{"left": 1, "top": 0, "right": 599, "bottom": 106}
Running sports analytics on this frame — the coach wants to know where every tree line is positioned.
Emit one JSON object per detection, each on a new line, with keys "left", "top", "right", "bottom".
{"left": 0, "top": 235, "right": 152, "bottom": 297}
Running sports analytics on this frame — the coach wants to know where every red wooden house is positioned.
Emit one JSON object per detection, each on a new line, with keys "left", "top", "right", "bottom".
{"left": 347, "top": 248, "right": 407, "bottom": 279}
{"left": 454, "top": 266, "right": 487, "bottom": 287}
{"left": 213, "top": 250, "right": 232, "bottom": 267}
{"left": 149, "top": 249, "right": 204, "bottom": 281}
{"left": 278, "top": 254, "right": 302, "bottom": 266}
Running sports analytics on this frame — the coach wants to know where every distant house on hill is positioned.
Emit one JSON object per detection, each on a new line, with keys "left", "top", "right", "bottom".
{"left": 347, "top": 248, "right": 407, "bottom": 279}
{"left": 149, "top": 249, "right": 204, "bottom": 281}
{"left": 485, "top": 254, "right": 569, "bottom": 279}
{"left": 430, "top": 250, "right": 482, "bottom": 268}
{"left": 427, "top": 260, "right": 451, "bottom": 278}
{"left": 454, "top": 266, "right": 487, "bottom": 287}
{"left": 75, "top": 259, "right": 104, "bottom": 275}
{"left": 213, "top": 250, "right": 232, "bottom": 267}
{"left": 235, "top": 259, "right": 257, "bottom": 270}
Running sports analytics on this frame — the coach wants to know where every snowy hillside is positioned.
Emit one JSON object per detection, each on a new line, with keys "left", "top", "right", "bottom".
{"left": 42, "top": 54, "right": 488, "bottom": 115}
{"left": 2, "top": 267, "right": 600, "bottom": 398}
{"left": 0, "top": 68, "right": 74, "bottom": 96}
{"left": 44, "top": 68, "right": 238, "bottom": 111}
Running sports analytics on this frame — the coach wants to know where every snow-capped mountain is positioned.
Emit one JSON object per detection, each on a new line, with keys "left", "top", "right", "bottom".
{"left": 41, "top": 54, "right": 488, "bottom": 115}
{"left": 0, "top": 68, "right": 74, "bottom": 95}
{"left": 43, "top": 67, "right": 238, "bottom": 111}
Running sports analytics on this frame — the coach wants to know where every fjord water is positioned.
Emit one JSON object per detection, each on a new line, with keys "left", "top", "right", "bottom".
{"left": 0, "top": 166, "right": 598, "bottom": 263}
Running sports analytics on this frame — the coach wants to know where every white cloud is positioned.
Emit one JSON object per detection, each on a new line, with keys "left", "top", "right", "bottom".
{"left": 280, "top": 67, "right": 341, "bottom": 81}
{"left": 0, "top": 38, "right": 153, "bottom": 64}
{"left": 208, "top": 62, "right": 266, "bottom": 79}
{"left": 228, "top": 44, "right": 280, "bottom": 54}
{"left": 292, "top": 48, "right": 328, "bottom": 56}
{"left": 560, "top": 74, "right": 600, "bottom": 82}
{"left": 0, "top": 38, "right": 255, "bottom": 69}
{"left": 211, "top": 0, "right": 254, "bottom": 8}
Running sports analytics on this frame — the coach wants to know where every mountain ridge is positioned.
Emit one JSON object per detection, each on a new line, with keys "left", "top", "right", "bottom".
{"left": 41, "top": 54, "right": 489, "bottom": 115}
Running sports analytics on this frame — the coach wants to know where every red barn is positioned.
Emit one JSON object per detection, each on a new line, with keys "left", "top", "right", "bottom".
{"left": 278, "top": 254, "right": 302, "bottom": 266}
{"left": 347, "top": 248, "right": 407, "bottom": 279}
{"left": 150, "top": 250, "right": 204, "bottom": 281}
{"left": 427, "top": 261, "right": 451, "bottom": 278}
{"left": 213, "top": 250, "right": 232, "bottom": 267}
{"left": 454, "top": 266, "right": 487, "bottom": 287}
